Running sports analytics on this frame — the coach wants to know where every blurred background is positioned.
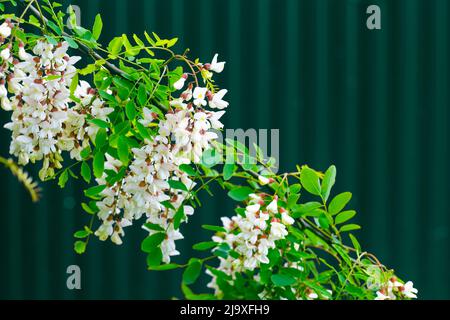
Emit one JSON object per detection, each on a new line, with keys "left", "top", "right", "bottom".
{"left": 0, "top": 0, "right": 449, "bottom": 299}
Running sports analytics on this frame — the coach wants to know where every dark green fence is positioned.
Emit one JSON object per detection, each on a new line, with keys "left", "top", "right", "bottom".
{"left": 0, "top": 0, "right": 448, "bottom": 299}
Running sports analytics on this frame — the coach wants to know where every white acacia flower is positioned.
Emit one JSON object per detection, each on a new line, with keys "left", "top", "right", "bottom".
{"left": 375, "top": 290, "right": 393, "bottom": 300}
{"left": 208, "top": 54, "right": 225, "bottom": 73}
{"left": 173, "top": 74, "right": 187, "bottom": 90}
{"left": 270, "top": 221, "right": 288, "bottom": 239}
{"left": 208, "top": 89, "right": 229, "bottom": 109}
{"left": 267, "top": 198, "right": 278, "bottom": 214}
{"left": 246, "top": 204, "right": 261, "bottom": 214}
{"left": 401, "top": 281, "right": 418, "bottom": 299}
{"left": 208, "top": 110, "right": 225, "bottom": 130}
{"left": 258, "top": 175, "right": 275, "bottom": 186}
{"left": 193, "top": 87, "right": 208, "bottom": 106}
{"left": 281, "top": 210, "right": 295, "bottom": 225}
{"left": 139, "top": 107, "right": 155, "bottom": 127}
{"left": 0, "top": 22, "right": 11, "bottom": 38}
{"left": 1, "top": 46, "right": 10, "bottom": 60}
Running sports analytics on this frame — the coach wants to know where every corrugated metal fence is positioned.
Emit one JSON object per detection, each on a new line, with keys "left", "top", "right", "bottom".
{"left": 0, "top": 0, "right": 448, "bottom": 299}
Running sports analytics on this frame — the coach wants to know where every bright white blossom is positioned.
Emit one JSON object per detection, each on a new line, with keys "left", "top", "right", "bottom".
{"left": 208, "top": 54, "right": 225, "bottom": 73}
{"left": 193, "top": 87, "right": 208, "bottom": 107}
{"left": 374, "top": 278, "right": 418, "bottom": 300}
{"left": 173, "top": 73, "right": 187, "bottom": 90}
{"left": 90, "top": 63, "right": 227, "bottom": 263}
{"left": 0, "top": 39, "right": 112, "bottom": 179}
{"left": 207, "top": 193, "right": 296, "bottom": 295}
{"left": 208, "top": 89, "right": 229, "bottom": 110}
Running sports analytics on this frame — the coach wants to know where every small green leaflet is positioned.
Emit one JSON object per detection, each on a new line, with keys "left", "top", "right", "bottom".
{"left": 183, "top": 259, "right": 202, "bottom": 285}
{"left": 81, "top": 161, "right": 91, "bottom": 183}
{"left": 335, "top": 210, "right": 356, "bottom": 225}
{"left": 300, "top": 167, "right": 321, "bottom": 196}
{"left": 193, "top": 241, "right": 218, "bottom": 251}
{"left": 228, "top": 187, "right": 253, "bottom": 201}
{"left": 146, "top": 247, "right": 163, "bottom": 267}
{"left": 117, "top": 136, "right": 130, "bottom": 164}
{"left": 168, "top": 180, "right": 188, "bottom": 192}
{"left": 271, "top": 274, "right": 296, "bottom": 287}
{"left": 329, "top": 192, "right": 352, "bottom": 215}
{"left": 321, "top": 165, "right": 336, "bottom": 202}
{"left": 92, "top": 14, "right": 103, "bottom": 40}
{"left": 93, "top": 152, "right": 105, "bottom": 178}
{"left": 141, "top": 233, "right": 166, "bottom": 253}
{"left": 223, "top": 163, "right": 236, "bottom": 181}
{"left": 74, "top": 241, "right": 86, "bottom": 254}
{"left": 179, "top": 164, "right": 197, "bottom": 176}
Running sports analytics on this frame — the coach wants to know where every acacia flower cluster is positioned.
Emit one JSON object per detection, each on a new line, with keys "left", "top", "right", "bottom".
{"left": 93, "top": 55, "right": 228, "bottom": 263}
{"left": 207, "top": 193, "right": 295, "bottom": 295}
{"left": 0, "top": 22, "right": 110, "bottom": 180}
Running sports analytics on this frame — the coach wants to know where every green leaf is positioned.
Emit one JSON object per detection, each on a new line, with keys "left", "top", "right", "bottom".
{"left": 84, "top": 184, "right": 107, "bottom": 199}
{"left": 329, "top": 192, "right": 352, "bottom": 215}
{"left": 137, "top": 84, "right": 147, "bottom": 106}
{"left": 136, "top": 122, "right": 151, "bottom": 140}
{"left": 321, "top": 165, "right": 336, "bottom": 202}
{"left": 179, "top": 164, "right": 197, "bottom": 176}
{"left": 300, "top": 167, "right": 321, "bottom": 196}
{"left": 148, "top": 263, "right": 181, "bottom": 271}
{"left": 47, "top": 20, "right": 62, "bottom": 35}
{"left": 193, "top": 241, "right": 218, "bottom": 251}
{"left": 305, "top": 229, "right": 329, "bottom": 249}
{"left": 168, "top": 180, "right": 188, "bottom": 192}
{"left": 92, "top": 14, "right": 103, "bottom": 40}
{"left": 173, "top": 206, "right": 185, "bottom": 230}
{"left": 80, "top": 146, "right": 91, "bottom": 160}
{"left": 335, "top": 210, "right": 357, "bottom": 225}
{"left": 93, "top": 152, "right": 105, "bottom": 179}
{"left": 125, "top": 100, "right": 137, "bottom": 120}
{"left": 74, "top": 241, "right": 86, "bottom": 254}
{"left": 63, "top": 36, "right": 79, "bottom": 49}
{"left": 88, "top": 119, "right": 109, "bottom": 129}
{"left": 340, "top": 224, "right": 361, "bottom": 233}
{"left": 183, "top": 259, "right": 202, "bottom": 285}
{"left": 141, "top": 233, "right": 166, "bottom": 253}
{"left": 95, "top": 128, "right": 107, "bottom": 149}
{"left": 291, "top": 202, "right": 323, "bottom": 218}
{"left": 228, "top": 187, "right": 253, "bottom": 202}
{"left": 201, "top": 148, "right": 222, "bottom": 168}
{"left": 349, "top": 234, "right": 361, "bottom": 253}
{"left": 271, "top": 274, "right": 296, "bottom": 287}
{"left": 74, "top": 230, "right": 89, "bottom": 239}
{"left": 117, "top": 136, "right": 129, "bottom": 164}
{"left": 79, "top": 63, "right": 97, "bottom": 76}
{"left": 70, "top": 72, "right": 79, "bottom": 95}
{"left": 107, "top": 36, "right": 123, "bottom": 57}
{"left": 146, "top": 247, "right": 163, "bottom": 267}
{"left": 81, "top": 161, "right": 91, "bottom": 183}
{"left": 144, "top": 223, "right": 165, "bottom": 232}
{"left": 58, "top": 169, "right": 69, "bottom": 188}
{"left": 81, "top": 202, "right": 95, "bottom": 215}
{"left": 45, "top": 35, "right": 58, "bottom": 45}
{"left": 223, "top": 163, "right": 236, "bottom": 181}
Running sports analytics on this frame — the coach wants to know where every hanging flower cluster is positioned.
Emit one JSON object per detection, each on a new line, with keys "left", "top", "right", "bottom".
{"left": 207, "top": 193, "right": 295, "bottom": 295}
{"left": 0, "top": 26, "right": 111, "bottom": 179}
{"left": 93, "top": 56, "right": 228, "bottom": 263}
